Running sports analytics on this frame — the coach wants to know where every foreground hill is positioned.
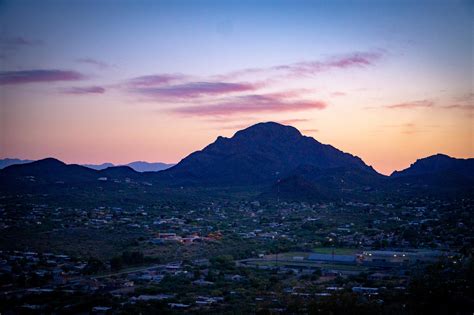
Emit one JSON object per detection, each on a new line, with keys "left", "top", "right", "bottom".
{"left": 265, "top": 164, "right": 386, "bottom": 201}
{"left": 0, "top": 158, "right": 144, "bottom": 192}
{"left": 391, "top": 154, "right": 474, "bottom": 179}
{"left": 160, "top": 122, "right": 379, "bottom": 185}
{"left": 389, "top": 154, "right": 474, "bottom": 195}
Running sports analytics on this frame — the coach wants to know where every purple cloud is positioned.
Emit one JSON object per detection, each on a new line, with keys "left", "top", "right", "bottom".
{"left": 0, "top": 70, "right": 85, "bottom": 85}
{"left": 385, "top": 100, "right": 434, "bottom": 109}
{"left": 171, "top": 94, "right": 327, "bottom": 117}
{"left": 128, "top": 74, "right": 188, "bottom": 87}
{"left": 62, "top": 86, "right": 106, "bottom": 94}
{"left": 216, "top": 50, "right": 384, "bottom": 80}
{"left": 135, "top": 81, "right": 258, "bottom": 99}
{"left": 76, "top": 58, "right": 110, "bottom": 69}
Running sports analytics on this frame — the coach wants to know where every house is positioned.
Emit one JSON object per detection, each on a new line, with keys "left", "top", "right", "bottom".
{"left": 361, "top": 249, "right": 443, "bottom": 265}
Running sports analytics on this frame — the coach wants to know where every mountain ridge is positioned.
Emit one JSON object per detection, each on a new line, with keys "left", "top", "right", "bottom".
{"left": 1, "top": 122, "right": 472, "bottom": 199}
{"left": 0, "top": 158, "right": 175, "bottom": 172}
{"left": 391, "top": 153, "right": 474, "bottom": 178}
{"left": 160, "top": 122, "right": 379, "bottom": 185}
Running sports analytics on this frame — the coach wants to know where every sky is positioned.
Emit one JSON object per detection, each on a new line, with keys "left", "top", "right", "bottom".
{"left": 0, "top": 0, "right": 472, "bottom": 175}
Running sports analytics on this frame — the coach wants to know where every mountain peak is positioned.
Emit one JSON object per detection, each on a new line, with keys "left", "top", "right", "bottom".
{"left": 32, "top": 157, "right": 66, "bottom": 167}
{"left": 162, "top": 121, "right": 376, "bottom": 185}
{"left": 391, "top": 154, "right": 474, "bottom": 177}
{"left": 233, "top": 122, "right": 302, "bottom": 142}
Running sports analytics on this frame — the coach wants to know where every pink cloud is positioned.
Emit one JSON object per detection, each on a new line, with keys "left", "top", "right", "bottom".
{"left": 285, "top": 51, "right": 383, "bottom": 77}
{"left": 385, "top": 100, "right": 434, "bottom": 109}
{"left": 128, "top": 74, "right": 188, "bottom": 87}
{"left": 454, "top": 92, "right": 474, "bottom": 103}
{"left": 216, "top": 50, "right": 384, "bottom": 80}
{"left": 378, "top": 123, "right": 440, "bottom": 135}
{"left": 172, "top": 94, "right": 327, "bottom": 117}
{"left": 62, "top": 86, "right": 106, "bottom": 94}
{"left": 278, "top": 118, "right": 310, "bottom": 125}
{"left": 442, "top": 104, "right": 474, "bottom": 111}
{"left": 0, "top": 69, "right": 85, "bottom": 85}
{"left": 302, "top": 129, "right": 319, "bottom": 133}
{"left": 135, "top": 81, "right": 258, "bottom": 99}
{"left": 331, "top": 91, "right": 346, "bottom": 97}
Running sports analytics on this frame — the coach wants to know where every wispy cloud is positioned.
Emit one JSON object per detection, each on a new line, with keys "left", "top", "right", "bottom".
{"left": 302, "top": 129, "right": 319, "bottom": 133}
{"left": 278, "top": 118, "right": 310, "bottom": 125}
{"left": 331, "top": 91, "right": 346, "bottom": 97}
{"left": 378, "top": 122, "right": 440, "bottom": 135}
{"left": 171, "top": 94, "right": 327, "bottom": 117}
{"left": 442, "top": 104, "right": 474, "bottom": 111}
{"left": 218, "top": 122, "right": 257, "bottom": 130}
{"left": 281, "top": 51, "right": 383, "bottom": 77}
{"left": 385, "top": 100, "right": 434, "bottom": 109}
{"left": 0, "top": 36, "right": 43, "bottom": 48}
{"left": 128, "top": 74, "right": 188, "bottom": 87}
{"left": 216, "top": 50, "right": 385, "bottom": 80}
{"left": 0, "top": 70, "right": 85, "bottom": 85}
{"left": 76, "top": 58, "right": 111, "bottom": 69}
{"left": 134, "top": 81, "right": 259, "bottom": 99}
{"left": 453, "top": 92, "right": 474, "bottom": 103}
{"left": 0, "top": 36, "right": 43, "bottom": 59}
{"left": 125, "top": 50, "right": 383, "bottom": 103}
{"left": 62, "top": 86, "right": 105, "bottom": 94}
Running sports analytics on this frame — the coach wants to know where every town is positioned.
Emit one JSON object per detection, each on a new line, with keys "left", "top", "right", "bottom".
{"left": 1, "top": 194, "right": 472, "bottom": 313}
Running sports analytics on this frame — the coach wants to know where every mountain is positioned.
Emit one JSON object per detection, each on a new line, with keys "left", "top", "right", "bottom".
{"left": 160, "top": 122, "right": 379, "bottom": 185}
{"left": 2, "top": 124, "right": 471, "bottom": 200}
{"left": 389, "top": 154, "right": 474, "bottom": 193}
{"left": 0, "top": 158, "right": 98, "bottom": 186}
{"left": 84, "top": 161, "right": 174, "bottom": 172}
{"left": 82, "top": 163, "right": 115, "bottom": 170}
{"left": 391, "top": 154, "right": 474, "bottom": 178}
{"left": 0, "top": 158, "right": 145, "bottom": 192}
{"left": 1, "top": 159, "right": 174, "bottom": 172}
{"left": 0, "top": 158, "right": 33, "bottom": 169}
{"left": 125, "top": 161, "right": 175, "bottom": 172}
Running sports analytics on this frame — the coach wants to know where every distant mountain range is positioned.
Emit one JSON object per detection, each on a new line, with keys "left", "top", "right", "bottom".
{"left": 0, "top": 122, "right": 472, "bottom": 200}
{"left": 0, "top": 159, "right": 175, "bottom": 172}
{"left": 0, "top": 158, "right": 34, "bottom": 169}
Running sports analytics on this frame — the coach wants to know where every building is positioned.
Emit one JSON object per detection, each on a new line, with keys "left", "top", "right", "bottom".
{"left": 361, "top": 249, "right": 443, "bottom": 265}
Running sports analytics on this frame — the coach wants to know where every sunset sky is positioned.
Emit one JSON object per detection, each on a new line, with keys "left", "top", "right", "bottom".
{"left": 0, "top": 0, "right": 472, "bottom": 175}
